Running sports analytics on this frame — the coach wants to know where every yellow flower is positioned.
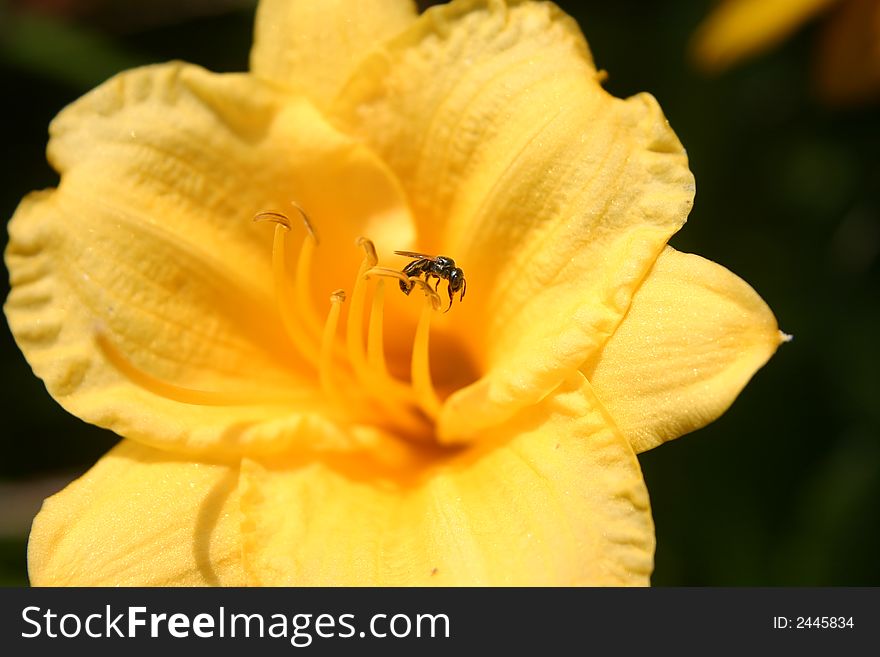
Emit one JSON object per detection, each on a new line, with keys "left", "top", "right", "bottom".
{"left": 691, "top": 0, "right": 880, "bottom": 106}
{"left": 6, "top": 0, "right": 785, "bottom": 586}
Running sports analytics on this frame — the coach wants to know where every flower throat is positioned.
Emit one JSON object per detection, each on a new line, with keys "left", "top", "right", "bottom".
{"left": 95, "top": 205, "right": 466, "bottom": 442}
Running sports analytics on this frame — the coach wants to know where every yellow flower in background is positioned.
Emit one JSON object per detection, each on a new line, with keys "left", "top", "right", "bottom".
{"left": 6, "top": 0, "right": 785, "bottom": 586}
{"left": 692, "top": 0, "right": 880, "bottom": 106}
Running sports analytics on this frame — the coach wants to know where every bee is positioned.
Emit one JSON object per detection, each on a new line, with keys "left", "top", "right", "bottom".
{"left": 394, "top": 251, "right": 467, "bottom": 312}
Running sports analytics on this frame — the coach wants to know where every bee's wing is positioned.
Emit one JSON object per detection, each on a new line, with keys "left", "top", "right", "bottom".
{"left": 393, "top": 250, "right": 437, "bottom": 261}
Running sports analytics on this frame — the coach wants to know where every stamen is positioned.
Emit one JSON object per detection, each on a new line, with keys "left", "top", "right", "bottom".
{"left": 257, "top": 202, "right": 318, "bottom": 243}
{"left": 254, "top": 208, "right": 453, "bottom": 439}
{"left": 262, "top": 221, "right": 320, "bottom": 367}
{"left": 295, "top": 229, "right": 321, "bottom": 339}
{"left": 319, "top": 289, "right": 346, "bottom": 403}
{"left": 256, "top": 205, "right": 324, "bottom": 345}
{"left": 360, "top": 265, "right": 442, "bottom": 393}
{"left": 95, "top": 326, "right": 294, "bottom": 406}
{"left": 345, "top": 241, "right": 431, "bottom": 433}
{"left": 410, "top": 296, "right": 443, "bottom": 419}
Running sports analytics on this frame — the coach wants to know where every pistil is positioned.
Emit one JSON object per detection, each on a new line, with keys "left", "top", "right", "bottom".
{"left": 319, "top": 289, "right": 346, "bottom": 404}
{"left": 294, "top": 208, "right": 321, "bottom": 339}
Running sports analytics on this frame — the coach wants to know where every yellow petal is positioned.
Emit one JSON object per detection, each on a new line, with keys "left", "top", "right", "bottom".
{"left": 250, "top": 0, "right": 417, "bottom": 109}
{"left": 814, "top": 0, "right": 880, "bottom": 106}
{"left": 691, "top": 0, "right": 841, "bottom": 73}
{"left": 240, "top": 373, "right": 653, "bottom": 586}
{"left": 29, "top": 440, "right": 244, "bottom": 586}
{"left": 583, "top": 247, "right": 786, "bottom": 454}
{"left": 5, "top": 62, "right": 412, "bottom": 458}
{"left": 333, "top": 1, "right": 695, "bottom": 440}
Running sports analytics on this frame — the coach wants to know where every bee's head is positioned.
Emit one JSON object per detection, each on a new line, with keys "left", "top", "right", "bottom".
{"left": 448, "top": 267, "right": 465, "bottom": 293}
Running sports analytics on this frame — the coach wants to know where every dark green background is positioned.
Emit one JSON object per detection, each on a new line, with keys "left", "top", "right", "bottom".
{"left": 1, "top": 0, "right": 878, "bottom": 586}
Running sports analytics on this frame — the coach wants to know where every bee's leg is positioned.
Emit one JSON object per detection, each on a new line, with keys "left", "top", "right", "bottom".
{"left": 399, "top": 262, "right": 422, "bottom": 295}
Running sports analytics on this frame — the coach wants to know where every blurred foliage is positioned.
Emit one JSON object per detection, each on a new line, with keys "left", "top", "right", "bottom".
{"left": 1, "top": 0, "right": 878, "bottom": 586}
{"left": 0, "top": 9, "right": 144, "bottom": 88}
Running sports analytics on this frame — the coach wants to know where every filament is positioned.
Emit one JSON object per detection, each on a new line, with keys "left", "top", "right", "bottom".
{"left": 366, "top": 279, "right": 389, "bottom": 377}
{"left": 257, "top": 219, "right": 320, "bottom": 367}
{"left": 319, "top": 289, "right": 346, "bottom": 403}
{"left": 410, "top": 296, "right": 442, "bottom": 419}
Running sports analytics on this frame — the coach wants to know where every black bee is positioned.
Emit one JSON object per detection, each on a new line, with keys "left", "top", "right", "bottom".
{"left": 394, "top": 251, "right": 467, "bottom": 312}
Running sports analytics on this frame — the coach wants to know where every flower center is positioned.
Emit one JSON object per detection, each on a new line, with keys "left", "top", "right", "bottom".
{"left": 256, "top": 207, "right": 457, "bottom": 441}
{"left": 95, "top": 205, "right": 477, "bottom": 444}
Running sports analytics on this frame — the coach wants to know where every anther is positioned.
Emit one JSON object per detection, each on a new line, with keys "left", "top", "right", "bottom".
{"left": 290, "top": 201, "right": 319, "bottom": 244}
{"left": 356, "top": 236, "right": 378, "bottom": 267}
{"left": 253, "top": 210, "right": 292, "bottom": 229}
{"left": 256, "top": 203, "right": 319, "bottom": 242}
{"left": 254, "top": 202, "right": 326, "bottom": 363}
